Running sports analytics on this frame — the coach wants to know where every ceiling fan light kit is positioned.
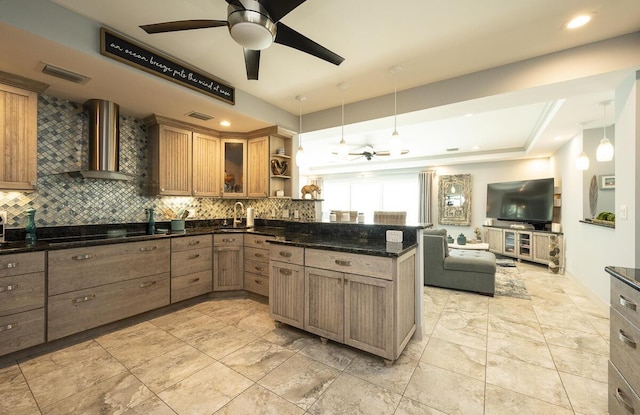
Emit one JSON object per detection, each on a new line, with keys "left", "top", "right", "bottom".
{"left": 228, "top": 0, "right": 276, "bottom": 50}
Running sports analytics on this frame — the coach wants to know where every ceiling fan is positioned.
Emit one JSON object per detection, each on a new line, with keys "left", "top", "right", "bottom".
{"left": 335, "top": 145, "right": 410, "bottom": 161}
{"left": 139, "top": 0, "right": 344, "bottom": 80}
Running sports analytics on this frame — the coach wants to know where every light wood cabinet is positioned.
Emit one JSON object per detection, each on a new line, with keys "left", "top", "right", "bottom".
{"left": 305, "top": 266, "right": 344, "bottom": 342}
{"left": 246, "top": 127, "right": 294, "bottom": 198}
{"left": 171, "top": 235, "right": 212, "bottom": 303}
{"left": 484, "top": 226, "right": 563, "bottom": 268}
{"left": 193, "top": 132, "right": 220, "bottom": 197}
{"left": 269, "top": 245, "right": 305, "bottom": 328}
{"left": 221, "top": 138, "right": 247, "bottom": 197}
{"left": 0, "top": 83, "right": 38, "bottom": 190}
{"left": 213, "top": 233, "right": 243, "bottom": 291}
{"left": 47, "top": 239, "right": 171, "bottom": 341}
{"left": 244, "top": 234, "right": 273, "bottom": 297}
{"left": 0, "top": 252, "right": 45, "bottom": 356}
{"left": 485, "top": 227, "right": 503, "bottom": 254}
{"left": 247, "top": 136, "right": 269, "bottom": 198}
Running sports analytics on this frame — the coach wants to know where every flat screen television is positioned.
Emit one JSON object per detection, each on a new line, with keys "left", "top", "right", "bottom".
{"left": 486, "top": 178, "right": 554, "bottom": 224}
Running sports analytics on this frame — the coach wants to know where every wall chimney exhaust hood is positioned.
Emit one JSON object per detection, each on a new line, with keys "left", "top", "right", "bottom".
{"left": 67, "top": 99, "right": 133, "bottom": 181}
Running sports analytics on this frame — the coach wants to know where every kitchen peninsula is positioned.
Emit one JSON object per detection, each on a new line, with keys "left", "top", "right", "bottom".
{"left": 0, "top": 219, "right": 425, "bottom": 362}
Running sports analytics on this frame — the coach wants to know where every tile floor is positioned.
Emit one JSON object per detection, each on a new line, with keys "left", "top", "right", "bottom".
{"left": 1, "top": 262, "right": 610, "bottom": 414}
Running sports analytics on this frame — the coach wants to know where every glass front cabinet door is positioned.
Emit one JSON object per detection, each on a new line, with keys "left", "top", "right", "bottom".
{"left": 221, "top": 138, "right": 247, "bottom": 197}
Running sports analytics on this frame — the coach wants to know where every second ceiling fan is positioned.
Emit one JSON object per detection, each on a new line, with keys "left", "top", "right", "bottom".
{"left": 140, "top": 0, "right": 344, "bottom": 80}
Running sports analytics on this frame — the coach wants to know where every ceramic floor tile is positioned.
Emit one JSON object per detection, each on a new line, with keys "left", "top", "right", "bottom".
{"left": 216, "top": 384, "right": 305, "bottom": 415}
{"left": 488, "top": 296, "right": 538, "bottom": 323}
{"left": 487, "top": 331, "right": 555, "bottom": 369}
{"left": 488, "top": 313, "right": 547, "bottom": 344}
{"left": 0, "top": 364, "right": 40, "bottom": 415}
{"left": 548, "top": 344, "right": 608, "bottom": 382}
{"left": 345, "top": 352, "right": 418, "bottom": 394}
{"left": 191, "top": 324, "right": 259, "bottom": 360}
{"left": 533, "top": 306, "right": 599, "bottom": 334}
{"left": 167, "top": 314, "right": 228, "bottom": 344}
{"left": 431, "top": 320, "right": 488, "bottom": 351}
{"left": 130, "top": 344, "right": 215, "bottom": 393}
{"left": 404, "top": 362, "right": 485, "bottom": 415}
{"left": 559, "top": 371, "right": 608, "bottom": 415}
{"left": 220, "top": 338, "right": 296, "bottom": 381}
{"left": 148, "top": 306, "right": 208, "bottom": 332}
{"left": 542, "top": 325, "right": 609, "bottom": 355}
{"left": 444, "top": 291, "right": 490, "bottom": 314}
{"left": 298, "top": 338, "right": 361, "bottom": 370}
{"left": 260, "top": 326, "right": 317, "bottom": 351}
{"left": 122, "top": 396, "right": 177, "bottom": 415}
{"left": 158, "top": 362, "right": 253, "bottom": 415}
{"left": 420, "top": 337, "right": 486, "bottom": 381}
{"left": 401, "top": 333, "right": 430, "bottom": 361}
{"left": 307, "top": 372, "right": 402, "bottom": 415}
{"left": 394, "top": 397, "right": 447, "bottom": 415}
{"left": 234, "top": 310, "right": 278, "bottom": 336}
{"left": 486, "top": 353, "right": 571, "bottom": 408}
{"left": 484, "top": 384, "right": 574, "bottom": 415}
{"left": 258, "top": 354, "right": 340, "bottom": 410}
{"left": 18, "top": 339, "right": 108, "bottom": 379}
{"left": 93, "top": 321, "right": 160, "bottom": 350}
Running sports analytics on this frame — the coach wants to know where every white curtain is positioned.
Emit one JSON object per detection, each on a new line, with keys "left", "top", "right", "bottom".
{"left": 418, "top": 170, "right": 435, "bottom": 224}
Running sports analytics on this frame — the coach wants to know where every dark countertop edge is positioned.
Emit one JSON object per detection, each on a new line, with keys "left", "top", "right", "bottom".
{"left": 268, "top": 239, "right": 418, "bottom": 257}
{"left": 606, "top": 266, "right": 640, "bottom": 291}
{"left": 580, "top": 219, "right": 615, "bottom": 229}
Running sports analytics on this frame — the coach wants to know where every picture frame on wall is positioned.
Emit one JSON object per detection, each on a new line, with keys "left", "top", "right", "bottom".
{"left": 600, "top": 174, "right": 615, "bottom": 190}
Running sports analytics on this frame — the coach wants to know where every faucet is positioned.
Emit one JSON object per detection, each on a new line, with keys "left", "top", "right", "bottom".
{"left": 233, "top": 202, "right": 245, "bottom": 228}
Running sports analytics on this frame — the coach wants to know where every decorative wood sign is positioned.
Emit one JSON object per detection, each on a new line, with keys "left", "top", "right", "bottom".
{"left": 100, "top": 27, "right": 235, "bottom": 105}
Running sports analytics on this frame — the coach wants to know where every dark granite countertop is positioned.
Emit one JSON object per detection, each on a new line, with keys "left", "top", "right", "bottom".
{"left": 269, "top": 235, "right": 417, "bottom": 257}
{"left": 606, "top": 266, "right": 640, "bottom": 291}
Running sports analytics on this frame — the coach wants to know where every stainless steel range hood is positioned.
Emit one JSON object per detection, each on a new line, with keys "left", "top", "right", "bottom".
{"left": 67, "top": 99, "right": 132, "bottom": 181}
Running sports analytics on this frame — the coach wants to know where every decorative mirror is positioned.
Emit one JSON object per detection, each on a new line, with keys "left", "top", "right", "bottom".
{"left": 438, "top": 174, "right": 472, "bottom": 225}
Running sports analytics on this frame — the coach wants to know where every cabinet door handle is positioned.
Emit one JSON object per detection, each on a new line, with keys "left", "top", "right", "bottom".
{"left": 619, "top": 329, "right": 637, "bottom": 349}
{"left": 254, "top": 253, "right": 266, "bottom": 259}
{"left": 0, "top": 262, "right": 18, "bottom": 270}
{"left": 189, "top": 277, "right": 201, "bottom": 284}
{"left": 222, "top": 238, "right": 235, "bottom": 243}
{"left": 254, "top": 240, "right": 264, "bottom": 245}
{"left": 188, "top": 254, "right": 201, "bottom": 260}
{"left": 335, "top": 259, "right": 352, "bottom": 266}
{"left": 620, "top": 295, "right": 637, "bottom": 311}
{"left": 72, "top": 254, "right": 95, "bottom": 260}
{"left": 139, "top": 246, "right": 157, "bottom": 252}
{"left": 0, "top": 322, "right": 17, "bottom": 332}
{"left": 254, "top": 279, "right": 264, "bottom": 285}
{"left": 72, "top": 294, "right": 96, "bottom": 305}
{"left": 254, "top": 266, "right": 265, "bottom": 272}
{"left": 279, "top": 251, "right": 292, "bottom": 258}
{"left": 280, "top": 268, "right": 293, "bottom": 276}
{"left": 0, "top": 284, "right": 17, "bottom": 292}
{"left": 188, "top": 240, "right": 200, "bottom": 246}
{"left": 139, "top": 280, "right": 157, "bottom": 288}
{"left": 615, "top": 388, "right": 635, "bottom": 414}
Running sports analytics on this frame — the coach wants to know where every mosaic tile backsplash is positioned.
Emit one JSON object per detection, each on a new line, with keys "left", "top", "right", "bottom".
{"left": 1, "top": 95, "right": 317, "bottom": 229}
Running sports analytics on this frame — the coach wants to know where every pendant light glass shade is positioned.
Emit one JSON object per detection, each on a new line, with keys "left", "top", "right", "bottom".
{"left": 576, "top": 152, "right": 590, "bottom": 170}
{"left": 295, "top": 95, "right": 306, "bottom": 167}
{"left": 389, "top": 66, "right": 402, "bottom": 158}
{"left": 596, "top": 101, "right": 614, "bottom": 162}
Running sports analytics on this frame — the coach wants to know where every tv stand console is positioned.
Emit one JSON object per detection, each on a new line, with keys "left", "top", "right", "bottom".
{"left": 484, "top": 226, "right": 564, "bottom": 273}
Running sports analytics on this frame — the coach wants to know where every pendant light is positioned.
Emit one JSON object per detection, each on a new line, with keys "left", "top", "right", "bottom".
{"left": 295, "top": 95, "right": 306, "bottom": 167}
{"left": 575, "top": 123, "right": 589, "bottom": 171}
{"left": 337, "top": 82, "right": 349, "bottom": 159}
{"left": 596, "top": 100, "right": 614, "bottom": 162}
{"left": 389, "top": 65, "right": 402, "bottom": 158}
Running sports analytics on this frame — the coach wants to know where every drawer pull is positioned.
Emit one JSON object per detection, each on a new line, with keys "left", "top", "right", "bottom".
{"left": 254, "top": 279, "right": 264, "bottom": 285}
{"left": 280, "top": 268, "right": 293, "bottom": 276}
{"left": 0, "top": 284, "right": 17, "bottom": 292}
{"left": 0, "top": 262, "right": 17, "bottom": 270}
{"left": 254, "top": 240, "right": 264, "bottom": 245}
{"left": 188, "top": 254, "right": 201, "bottom": 260}
{"left": 0, "top": 322, "right": 17, "bottom": 332}
{"left": 72, "top": 294, "right": 96, "bottom": 305}
{"left": 189, "top": 277, "right": 201, "bottom": 283}
{"left": 620, "top": 295, "right": 637, "bottom": 311}
{"left": 188, "top": 240, "right": 201, "bottom": 246}
{"left": 72, "top": 254, "right": 95, "bottom": 261}
{"left": 615, "top": 388, "right": 635, "bottom": 414}
{"left": 279, "top": 251, "right": 292, "bottom": 258}
{"left": 222, "top": 238, "right": 236, "bottom": 243}
{"left": 139, "top": 280, "right": 157, "bottom": 288}
{"left": 254, "top": 266, "right": 265, "bottom": 272}
{"left": 139, "top": 246, "right": 157, "bottom": 252}
{"left": 254, "top": 253, "right": 266, "bottom": 258}
{"left": 335, "top": 259, "right": 352, "bottom": 266}
{"left": 619, "top": 329, "right": 637, "bottom": 349}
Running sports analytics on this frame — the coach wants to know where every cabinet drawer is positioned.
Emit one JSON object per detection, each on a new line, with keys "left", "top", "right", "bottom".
{"left": 244, "top": 234, "right": 274, "bottom": 248}
{"left": 245, "top": 259, "right": 269, "bottom": 277}
{"left": 171, "top": 247, "right": 212, "bottom": 278}
{"left": 245, "top": 272, "right": 269, "bottom": 297}
{"left": 612, "top": 277, "right": 640, "bottom": 330}
{"left": 609, "top": 360, "right": 640, "bottom": 415}
{"left": 611, "top": 307, "right": 640, "bottom": 392}
{"left": 48, "top": 272, "right": 170, "bottom": 341}
{"left": 305, "top": 249, "right": 393, "bottom": 280}
{"left": 245, "top": 246, "right": 269, "bottom": 263}
{"left": 171, "top": 270, "right": 212, "bottom": 303}
{"left": 0, "top": 252, "right": 45, "bottom": 278}
{"left": 269, "top": 244, "right": 304, "bottom": 265}
{"left": 214, "top": 233, "right": 243, "bottom": 246}
{"left": 48, "top": 240, "right": 170, "bottom": 295}
{"left": 0, "top": 308, "right": 44, "bottom": 356}
{"left": 171, "top": 234, "right": 212, "bottom": 252}
{"left": 0, "top": 272, "right": 45, "bottom": 317}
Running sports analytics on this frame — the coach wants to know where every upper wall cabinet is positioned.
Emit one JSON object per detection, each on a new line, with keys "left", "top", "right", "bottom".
{"left": 0, "top": 82, "right": 39, "bottom": 191}
{"left": 221, "top": 138, "right": 247, "bottom": 198}
{"left": 146, "top": 115, "right": 220, "bottom": 197}
{"left": 245, "top": 128, "right": 293, "bottom": 199}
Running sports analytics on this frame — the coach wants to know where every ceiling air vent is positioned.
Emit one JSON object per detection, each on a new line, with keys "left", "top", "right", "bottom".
{"left": 446, "top": 147, "right": 459, "bottom": 152}
{"left": 41, "top": 63, "right": 91, "bottom": 84}
{"left": 187, "top": 111, "right": 214, "bottom": 121}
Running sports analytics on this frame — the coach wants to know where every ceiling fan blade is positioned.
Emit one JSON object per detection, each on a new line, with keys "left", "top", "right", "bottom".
{"left": 275, "top": 23, "right": 344, "bottom": 66}
{"left": 260, "top": 0, "right": 306, "bottom": 22}
{"left": 375, "top": 150, "right": 410, "bottom": 156}
{"left": 140, "top": 20, "right": 228, "bottom": 34}
{"left": 226, "top": 0, "right": 246, "bottom": 10}
{"left": 244, "top": 49, "right": 260, "bottom": 80}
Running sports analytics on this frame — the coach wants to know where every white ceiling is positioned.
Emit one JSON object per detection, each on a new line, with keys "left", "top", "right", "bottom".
{"left": 1, "top": 0, "right": 640, "bottom": 172}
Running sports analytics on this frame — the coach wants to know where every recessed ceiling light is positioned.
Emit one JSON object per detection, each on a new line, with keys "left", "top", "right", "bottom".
{"left": 464, "top": 113, "right": 473, "bottom": 117}
{"left": 566, "top": 13, "right": 593, "bottom": 29}
{"left": 472, "top": 145, "right": 480, "bottom": 150}
{"left": 220, "top": 120, "right": 231, "bottom": 127}
{"left": 553, "top": 136, "right": 563, "bottom": 141}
